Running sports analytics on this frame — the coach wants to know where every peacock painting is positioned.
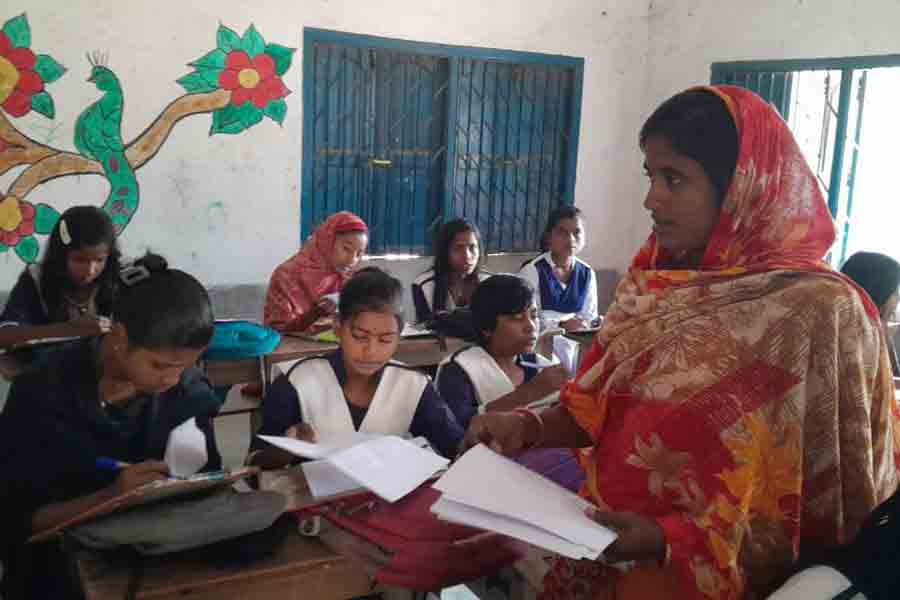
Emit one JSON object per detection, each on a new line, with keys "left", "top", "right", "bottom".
{"left": 74, "top": 52, "right": 138, "bottom": 233}
{"left": 0, "top": 13, "right": 294, "bottom": 263}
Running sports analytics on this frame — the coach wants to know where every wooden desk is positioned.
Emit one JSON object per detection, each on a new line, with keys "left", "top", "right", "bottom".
{"left": 75, "top": 531, "right": 375, "bottom": 600}
{"left": 264, "top": 334, "right": 467, "bottom": 376}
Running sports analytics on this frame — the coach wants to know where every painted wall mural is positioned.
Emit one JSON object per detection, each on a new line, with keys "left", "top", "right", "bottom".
{"left": 0, "top": 13, "right": 294, "bottom": 263}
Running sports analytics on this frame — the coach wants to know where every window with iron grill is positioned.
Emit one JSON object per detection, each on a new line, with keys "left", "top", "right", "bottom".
{"left": 302, "top": 29, "right": 584, "bottom": 255}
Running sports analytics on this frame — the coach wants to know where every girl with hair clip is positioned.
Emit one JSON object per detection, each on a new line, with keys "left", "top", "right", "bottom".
{"left": 0, "top": 253, "right": 222, "bottom": 600}
{"left": 519, "top": 206, "right": 599, "bottom": 332}
{"left": 264, "top": 211, "right": 368, "bottom": 333}
{"left": 0, "top": 206, "right": 121, "bottom": 352}
{"left": 249, "top": 267, "right": 464, "bottom": 469}
{"left": 411, "top": 218, "right": 491, "bottom": 324}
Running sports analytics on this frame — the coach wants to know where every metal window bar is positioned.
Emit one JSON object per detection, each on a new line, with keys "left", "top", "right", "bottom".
{"left": 303, "top": 32, "right": 582, "bottom": 254}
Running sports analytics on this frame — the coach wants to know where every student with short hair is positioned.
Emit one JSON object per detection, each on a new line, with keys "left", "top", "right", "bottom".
{"left": 435, "top": 274, "right": 569, "bottom": 430}
{"left": 841, "top": 251, "right": 900, "bottom": 376}
{"left": 0, "top": 253, "right": 222, "bottom": 599}
{"left": 250, "top": 267, "right": 464, "bottom": 468}
{"left": 519, "top": 206, "right": 598, "bottom": 332}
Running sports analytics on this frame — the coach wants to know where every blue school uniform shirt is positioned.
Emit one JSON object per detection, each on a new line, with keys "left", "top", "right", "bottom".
{"left": 0, "top": 338, "right": 221, "bottom": 599}
{"left": 435, "top": 350, "right": 539, "bottom": 429}
{"left": 519, "top": 253, "right": 598, "bottom": 322}
{"left": 252, "top": 349, "right": 464, "bottom": 458}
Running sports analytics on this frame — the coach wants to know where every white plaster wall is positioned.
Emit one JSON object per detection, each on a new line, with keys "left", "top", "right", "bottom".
{"left": 645, "top": 0, "right": 900, "bottom": 116}
{"left": 0, "top": 0, "right": 652, "bottom": 293}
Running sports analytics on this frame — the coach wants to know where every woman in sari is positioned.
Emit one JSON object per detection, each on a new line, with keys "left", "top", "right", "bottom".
{"left": 464, "top": 86, "right": 900, "bottom": 599}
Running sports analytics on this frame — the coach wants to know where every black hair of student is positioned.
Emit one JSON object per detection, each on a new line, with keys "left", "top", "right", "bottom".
{"left": 470, "top": 274, "right": 535, "bottom": 346}
{"left": 639, "top": 89, "right": 739, "bottom": 204}
{"left": 40, "top": 206, "right": 121, "bottom": 321}
{"left": 432, "top": 219, "right": 485, "bottom": 312}
{"left": 114, "top": 253, "right": 214, "bottom": 349}
{"left": 841, "top": 251, "right": 900, "bottom": 309}
{"left": 540, "top": 205, "right": 584, "bottom": 253}
{"left": 338, "top": 266, "right": 405, "bottom": 329}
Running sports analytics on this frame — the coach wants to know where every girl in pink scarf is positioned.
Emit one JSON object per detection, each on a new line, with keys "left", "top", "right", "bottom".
{"left": 264, "top": 212, "right": 368, "bottom": 332}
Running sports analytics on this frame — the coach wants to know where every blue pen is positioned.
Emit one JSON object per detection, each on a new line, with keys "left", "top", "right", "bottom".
{"left": 95, "top": 457, "right": 131, "bottom": 472}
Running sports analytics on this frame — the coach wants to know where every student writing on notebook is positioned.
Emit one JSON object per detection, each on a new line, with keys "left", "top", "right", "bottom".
{"left": 263, "top": 211, "right": 368, "bottom": 333}
{"left": 435, "top": 274, "right": 568, "bottom": 430}
{"left": 249, "top": 267, "right": 464, "bottom": 468}
{"left": 411, "top": 218, "right": 491, "bottom": 324}
{"left": 519, "top": 206, "right": 599, "bottom": 332}
{"left": 0, "top": 253, "right": 221, "bottom": 600}
{"left": 0, "top": 206, "right": 120, "bottom": 354}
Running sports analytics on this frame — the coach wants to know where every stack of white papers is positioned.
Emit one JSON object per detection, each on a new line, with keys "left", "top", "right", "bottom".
{"left": 258, "top": 431, "right": 381, "bottom": 460}
{"left": 258, "top": 433, "right": 447, "bottom": 502}
{"left": 431, "top": 444, "right": 617, "bottom": 560}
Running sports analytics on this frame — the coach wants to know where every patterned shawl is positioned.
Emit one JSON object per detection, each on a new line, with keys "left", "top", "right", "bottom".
{"left": 263, "top": 211, "right": 367, "bottom": 331}
{"left": 543, "top": 86, "right": 900, "bottom": 600}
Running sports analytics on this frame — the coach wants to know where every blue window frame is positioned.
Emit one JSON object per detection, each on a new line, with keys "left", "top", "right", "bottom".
{"left": 302, "top": 28, "right": 584, "bottom": 255}
{"left": 712, "top": 54, "right": 900, "bottom": 265}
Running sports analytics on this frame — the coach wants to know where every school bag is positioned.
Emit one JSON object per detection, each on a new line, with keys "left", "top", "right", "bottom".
{"left": 822, "top": 488, "right": 900, "bottom": 600}
{"left": 68, "top": 489, "right": 287, "bottom": 557}
{"left": 202, "top": 320, "right": 281, "bottom": 361}
{"left": 297, "top": 485, "right": 523, "bottom": 590}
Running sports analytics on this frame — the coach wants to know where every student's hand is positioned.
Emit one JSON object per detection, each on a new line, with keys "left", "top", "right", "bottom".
{"left": 462, "top": 411, "right": 537, "bottom": 456}
{"left": 585, "top": 508, "right": 666, "bottom": 564}
{"left": 286, "top": 422, "right": 317, "bottom": 443}
{"left": 66, "top": 315, "right": 112, "bottom": 337}
{"left": 560, "top": 317, "right": 590, "bottom": 332}
{"left": 531, "top": 364, "right": 570, "bottom": 396}
{"left": 314, "top": 298, "right": 337, "bottom": 318}
{"left": 111, "top": 461, "right": 169, "bottom": 496}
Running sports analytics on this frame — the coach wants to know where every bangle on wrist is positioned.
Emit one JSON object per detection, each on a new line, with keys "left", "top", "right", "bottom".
{"left": 513, "top": 407, "right": 545, "bottom": 449}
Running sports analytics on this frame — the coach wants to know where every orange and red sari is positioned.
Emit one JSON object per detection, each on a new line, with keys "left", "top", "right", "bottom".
{"left": 542, "top": 86, "right": 900, "bottom": 599}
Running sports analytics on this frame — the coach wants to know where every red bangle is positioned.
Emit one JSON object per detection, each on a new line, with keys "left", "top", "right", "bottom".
{"left": 513, "top": 407, "right": 545, "bottom": 449}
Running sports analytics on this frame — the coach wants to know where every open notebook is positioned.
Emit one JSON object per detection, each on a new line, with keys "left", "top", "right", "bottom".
{"left": 28, "top": 467, "right": 258, "bottom": 543}
{"left": 432, "top": 445, "right": 617, "bottom": 560}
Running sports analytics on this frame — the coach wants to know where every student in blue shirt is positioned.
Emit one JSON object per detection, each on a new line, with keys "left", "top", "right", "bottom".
{"left": 0, "top": 253, "right": 221, "bottom": 600}
{"left": 519, "top": 206, "right": 598, "bottom": 332}
{"left": 249, "top": 267, "right": 464, "bottom": 467}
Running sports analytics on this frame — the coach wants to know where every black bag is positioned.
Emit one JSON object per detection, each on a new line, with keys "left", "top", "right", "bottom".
{"left": 824, "top": 489, "right": 900, "bottom": 600}
{"left": 424, "top": 308, "right": 479, "bottom": 342}
{"left": 69, "top": 489, "right": 286, "bottom": 556}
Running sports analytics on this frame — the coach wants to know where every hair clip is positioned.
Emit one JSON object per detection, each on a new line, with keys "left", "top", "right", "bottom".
{"left": 59, "top": 219, "right": 72, "bottom": 245}
{"left": 120, "top": 264, "right": 151, "bottom": 287}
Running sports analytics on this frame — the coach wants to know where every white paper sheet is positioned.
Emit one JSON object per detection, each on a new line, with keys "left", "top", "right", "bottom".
{"left": 301, "top": 459, "right": 362, "bottom": 498}
{"left": 434, "top": 444, "right": 617, "bottom": 555}
{"left": 327, "top": 436, "right": 449, "bottom": 502}
{"left": 401, "top": 323, "right": 434, "bottom": 338}
{"left": 431, "top": 497, "right": 599, "bottom": 560}
{"left": 164, "top": 417, "right": 208, "bottom": 478}
{"left": 257, "top": 431, "right": 381, "bottom": 460}
{"left": 553, "top": 334, "right": 579, "bottom": 378}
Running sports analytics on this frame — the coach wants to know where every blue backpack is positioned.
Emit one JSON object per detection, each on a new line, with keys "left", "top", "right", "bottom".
{"left": 203, "top": 321, "right": 281, "bottom": 361}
